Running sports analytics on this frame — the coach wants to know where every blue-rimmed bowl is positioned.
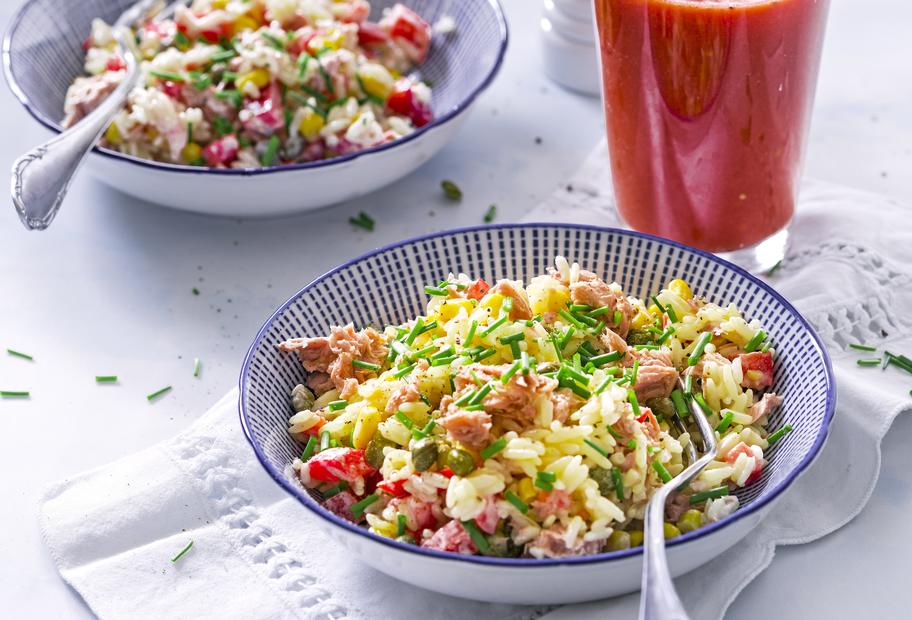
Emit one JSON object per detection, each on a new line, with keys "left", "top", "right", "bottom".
{"left": 3, "top": 0, "right": 507, "bottom": 216}
{"left": 239, "top": 224, "right": 835, "bottom": 604}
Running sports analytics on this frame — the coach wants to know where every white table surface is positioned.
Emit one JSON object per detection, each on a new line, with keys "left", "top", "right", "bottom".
{"left": 2, "top": 1, "right": 910, "bottom": 617}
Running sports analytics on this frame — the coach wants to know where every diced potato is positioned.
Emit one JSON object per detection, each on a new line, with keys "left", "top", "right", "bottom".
{"left": 352, "top": 407, "right": 381, "bottom": 449}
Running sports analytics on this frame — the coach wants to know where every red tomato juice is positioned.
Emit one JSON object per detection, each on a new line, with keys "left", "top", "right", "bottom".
{"left": 594, "top": 0, "right": 829, "bottom": 252}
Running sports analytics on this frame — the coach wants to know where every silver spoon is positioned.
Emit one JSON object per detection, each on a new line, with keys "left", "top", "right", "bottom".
{"left": 639, "top": 381, "right": 719, "bottom": 620}
{"left": 10, "top": 0, "right": 183, "bottom": 230}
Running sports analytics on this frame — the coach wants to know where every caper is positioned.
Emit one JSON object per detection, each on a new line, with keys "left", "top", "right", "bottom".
{"left": 411, "top": 437, "right": 439, "bottom": 472}
{"left": 589, "top": 466, "right": 614, "bottom": 498}
{"left": 645, "top": 396, "right": 675, "bottom": 420}
{"left": 396, "top": 534, "right": 416, "bottom": 545}
{"left": 290, "top": 384, "right": 315, "bottom": 412}
{"left": 677, "top": 509, "right": 703, "bottom": 534}
{"left": 483, "top": 534, "right": 522, "bottom": 558}
{"left": 446, "top": 448, "right": 476, "bottom": 476}
{"left": 365, "top": 435, "right": 396, "bottom": 469}
{"left": 606, "top": 530, "right": 631, "bottom": 551}
{"left": 626, "top": 329, "right": 654, "bottom": 346}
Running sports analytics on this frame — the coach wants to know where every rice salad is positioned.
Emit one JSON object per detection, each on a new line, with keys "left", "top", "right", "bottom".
{"left": 64, "top": 0, "right": 435, "bottom": 168}
{"left": 279, "top": 258, "right": 788, "bottom": 558}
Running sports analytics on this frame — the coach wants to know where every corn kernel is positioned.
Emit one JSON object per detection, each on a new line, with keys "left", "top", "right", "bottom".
{"left": 668, "top": 279, "right": 693, "bottom": 300}
{"left": 211, "top": 0, "right": 227, "bottom": 8}
{"left": 352, "top": 407, "right": 381, "bottom": 450}
{"left": 231, "top": 15, "right": 259, "bottom": 35}
{"left": 358, "top": 64, "right": 394, "bottom": 100}
{"left": 479, "top": 292, "right": 505, "bottom": 317}
{"left": 647, "top": 304, "right": 661, "bottom": 318}
{"left": 236, "top": 68, "right": 270, "bottom": 91}
{"left": 308, "top": 28, "right": 344, "bottom": 53}
{"left": 181, "top": 142, "right": 202, "bottom": 163}
{"left": 367, "top": 514, "right": 397, "bottom": 538}
{"left": 628, "top": 530, "right": 644, "bottom": 547}
{"left": 298, "top": 108, "right": 326, "bottom": 140}
{"left": 105, "top": 122, "right": 122, "bottom": 145}
{"left": 517, "top": 477, "right": 536, "bottom": 503}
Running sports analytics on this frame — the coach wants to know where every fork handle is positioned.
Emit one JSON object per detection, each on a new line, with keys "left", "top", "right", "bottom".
{"left": 10, "top": 70, "right": 138, "bottom": 231}
{"left": 640, "top": 489, "right": 690, "bottom": 620}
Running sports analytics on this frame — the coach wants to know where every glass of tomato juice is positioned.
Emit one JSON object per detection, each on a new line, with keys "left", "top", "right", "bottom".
{"left": 593, "top": 0, "right": 830, "bottom": 272}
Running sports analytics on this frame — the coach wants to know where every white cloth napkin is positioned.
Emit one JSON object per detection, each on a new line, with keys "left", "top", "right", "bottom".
{"left": 39, "top": 142, "right": 912, "bottom": 619}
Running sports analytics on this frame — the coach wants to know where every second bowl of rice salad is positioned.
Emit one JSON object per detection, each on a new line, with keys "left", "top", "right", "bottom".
{"left": 240, "top": 225, "right": 834, "bottom": 604}
{"left": 4, "top": 0, "right": 507, "bottom": 215}
{"left": 279, "top": 257, "right": 786, "bottom": 558}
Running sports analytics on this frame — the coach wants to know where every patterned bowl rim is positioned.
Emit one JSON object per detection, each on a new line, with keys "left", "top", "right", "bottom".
{"left": 239, "top": 223, "right": 836, "bottom": 567}
{"left": 2, "top": 0, "right": 508, "bottom": 177}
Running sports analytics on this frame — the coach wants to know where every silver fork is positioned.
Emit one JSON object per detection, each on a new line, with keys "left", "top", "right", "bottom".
{"left": 10, "top": 0, "right": 186, "bottom": 230}
{"left": 639, "top": 381, "right": 719, "bottom": 620}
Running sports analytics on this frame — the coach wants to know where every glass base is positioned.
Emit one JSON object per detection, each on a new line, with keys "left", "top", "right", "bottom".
{"left": 715, "top": 226, "right": 789, "bottom": 275}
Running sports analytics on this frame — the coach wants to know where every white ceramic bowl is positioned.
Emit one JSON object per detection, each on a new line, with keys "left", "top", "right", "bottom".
{"left": 239, "top": 225, "right": 836, "bottom": 604}
{"left": 3, "top": 0, "right": 508, "bottom": 217}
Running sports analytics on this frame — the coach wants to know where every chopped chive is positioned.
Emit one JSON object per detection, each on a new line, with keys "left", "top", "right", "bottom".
{"left": 884, "top": 352, "right": 912, "bottom": 374}
{"left": 656, "top": 326, "right": 676, "bottom": 345}
{"left": 499, "top": 332, "right": 525, "bottom": 345}
{"left": 174, "top": 31, "right": 191, "bottom": 48}
{"left": 848, "top": 343, "right": 877, "bottom": 352}
{"left": 475, "top": 348, "right": 497, "bottom": 362}
{"left": 549, "top": 332, "right": 564, "bottom": 361}
{"left": 464, "top": 320, "right": 478, "bottom": 346}
{"left": 856, "top": 359, "right": 881, "bottom": 367}
{"left": 323, "top": 481, "right": 348, "bottom": 498}
{"left": 328, "top": 400, "right": 348, "bottom": 411}
{"left": 614, "top": 310, "right": 623, "bottom": 325}
{"left": 688, "top": 332, "right": 713, "bottom": 366}
{"left": 744, "top": 330, "right": 767, "bottom": 353}
{"left": 350, "top": 493, "right": 380, "bottom": 520}
{"left": 461, "top": 520, "right": 490, "bottom": 553}
{"left": 650, "top": 296, "right": 667, "bottom": 317}
{"left": 534, "top": 471, "right": 555, "bottom": 491}
{"left": 504, "top": 490, "right": 529, "bottom": 514}
{"left": 684, "top": 374, "right": 694, "bottom": 394}
{"left": 715, "top": 411, "right": 734, "bottom": 433}
{"left": 767, "top": 423, "right": 793, "bottom": 445}
{"left": 689, "top": 486, "right": 729, "bottom": 505}
{"left": 483, "top": 204, "right": 497, "bottom": 223}
{"left": 766, "top": 260, "right": 784, "bottom": 277}
{"left": 470, "top": 370, "right": 484, "bottom": 386}
{"left": 396, "top": 513, "right": 408, "bottom": 536}
{"left": 0, "top": 391, "right": 29, "bottom": 398}
{"left": 349, "top": 212, "right": 375, "bottom": 231}
{"left": 329, "top": 438, "right": 340, "bottom": 448}
{"left": 404, "top": 318, "right": 425, "bottom": 345}
{"left": 606, "top": 425, "right": 623, "bottom": 440}
{"left": 481, "top": 438, "right": 507, "bottom": 460}
{"left": 410, "top": 344, "right": 437, "bottom": 359}
{"left": 594, "top": 376, "right": 612, "bottom": 395}
{"left": 612, "top": 468, "right": 624, "bottom": 501}
{"left": 692, "top": 392, "right": 713, "bottom": 416}
{"left": 412, "top": 419, "right": 436, "bottom": 439}
{"left": 95, "top": 375, "right": 118, "bottom": 383}
{"left": 627, "top": 439, "right": 638, "bottom": 449}
{"left": 319, "top": 430, "right": 331, "bottom": 452}
{"left": 424, "top": 286, "right": 448, "bottom": 296}
{"left": 352, "top": 359, "right": 380, "bottom": 372}
{"left": 520, "top": 351, "right": 532, "bottom": 374}
{"left": 6, "top": 349, "right": 33, "bottom": 361}
{"left": 501, "top": 360, "right": 521, "bottom": 384}
{"left": 214, "top": 89, "right": 243, "bottom": 107}
{"left": 634, "top": 344, "right": 661, "bottom": 350}
{"left": 583, "top": 438, "right": 609, "bottom": 458}
{"left": 479, "top": 315, "right": 508, "bottom": 337}
{"left": 210, "top": 49, "right": 237, "bottom": 63}
{"left": 149, "top": 69, "right": 184, "bottom": 82}
{"left": 570, "top": 304, "right": 592, "bottom": 313}
{"left": 573, "top": 312, "right": 599, "bottom": 328}
{"left": 560, "top": 363, "right": 590, "bottom": 385}
{"left": 462, "top": 403, "right": 485, "bottom": 411}
{"left": 558, "top": 326, "right": 576, "bottom": 350}
{"left": 501, "top": 296, "right": 513, "bottom": 317}
{"left": 670, "top": 390, "right": 688, "bottom": 416}
{"left": 558, "top": 309, "right": 587, "bottom": 331}
{"left": 395, "top": 410, "right": 414, "bottom": 429}
{"left": 469, "top": 382, "right": 494, "bottom": 405}
{"left": 261, "top": 31, "right": 286, "bottom": 50}
{"left": 261, "top": 134, "right": 281, "bottom": 166}
{"left": 147, "top": 386, "right": 172, "bottom": 401}
{"left": 454, "top": 389, "right": 477, "bottom": 407}
{"left": 630, "top": 360, "right": 640, "bottom": 386}
{"left": 560, "top": 378, "right": 591, "bottom": 399}
{"left": 665, "top": 304, "right": 679, "bottom": 324}
{"left": 589, "top": 350, "right": 625, "bottom": 367}
{"left": 627, "top": 388, "right": 641, "bottom": 417}
{"left": 193, "top": 358, "right": 202, "bottom": 378}
{"left": 586, "top": 305, "right": 611, "bottom": 318}
{"left": 300, "top": 436, "right": 318, "bottom": 461}
{"left": 170, "top": 540, "right": 194, "bottom": 563}
{"left": 441, "top": 180, "right": 462, "bottom": 201}
{"left": 431, "top": 356, "right": 456, "bottom": 367}
{"left": 652, "top": 459, "right": 672, "bottom": 483}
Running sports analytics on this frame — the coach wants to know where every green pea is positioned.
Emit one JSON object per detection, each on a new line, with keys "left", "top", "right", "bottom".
{"left": 663, "top": 522, "right": 681, "bottom": 539}
{"left": 626, "top": 329, "right": 654, "bottom": 346}
{"left": 589, "top": 466, "right": 614, "bottom": 499}
{"left": 290, "top": 384, "right": 315, "bottom": 412}
{"left": 411, "top": 437, "right": 439, "bottom": 472}
{"left": 645, "top": 396, "right": 675, "bottom": 420}
{"left": 606, "top": 530, "right": 631, "bottom": 551}
{"left": 677, "top": 509, "right": 703, "bottom": 534}
{"left": 365, "top": 435, "right": 396, "bottom": 470}
{"left": 446, "top": 448, "right": 476, "bottom": 476}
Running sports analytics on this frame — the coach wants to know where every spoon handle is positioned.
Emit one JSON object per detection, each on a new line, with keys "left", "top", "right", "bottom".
{"left": 10, "top": 68, "right": 138, "bottom": 230}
